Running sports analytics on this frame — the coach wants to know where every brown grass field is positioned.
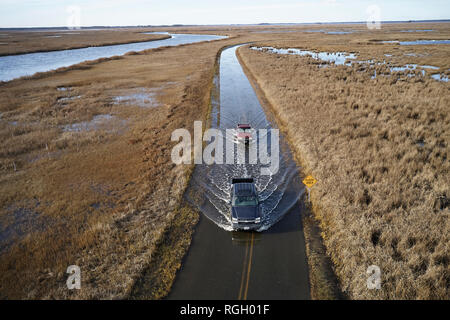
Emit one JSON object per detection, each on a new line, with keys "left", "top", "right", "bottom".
{"left": 0, "top": 23, "right": 448, "bottom": 299}
{"left": 0, "top": 29, "right": 170, "bottom": 56}
{"left": 0, "top": 29, "right": 248, "bottom": 298}
{"left": 238, "top": 22, "right": 449, "bottom": 299}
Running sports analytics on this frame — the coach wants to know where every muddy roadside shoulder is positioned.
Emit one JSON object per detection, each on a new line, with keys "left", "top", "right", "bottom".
{"left": 128, "top": 44, "right": 234, "bottom": 300}
{"left": 236, "top": 46, "right": 345, "bottom": 300}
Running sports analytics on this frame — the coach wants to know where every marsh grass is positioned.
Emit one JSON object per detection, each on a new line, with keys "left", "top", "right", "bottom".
{"left": 0, "top": 29, "right": 170, "bottom": 56}
{"left": 1, "top": 23, "right": 448, "bottom": 299}
{"left": 0, "top": 34, "right": 240, "bottom": 298}
{"left": 238, "top": 24, "right": 449, "bottom": 299}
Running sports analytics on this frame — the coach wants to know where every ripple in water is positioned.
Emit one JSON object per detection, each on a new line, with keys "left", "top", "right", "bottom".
{"left": 185, "top": 45, "right": 304, "bottom": 232}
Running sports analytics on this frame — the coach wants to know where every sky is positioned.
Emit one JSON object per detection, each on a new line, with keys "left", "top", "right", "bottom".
{"left": 0, "top": 0, "right": 449, "bottom": 28}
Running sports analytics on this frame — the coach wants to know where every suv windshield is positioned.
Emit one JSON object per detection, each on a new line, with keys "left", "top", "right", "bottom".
{"left": 233, "top": 196, "right": 257, "bottom": 206}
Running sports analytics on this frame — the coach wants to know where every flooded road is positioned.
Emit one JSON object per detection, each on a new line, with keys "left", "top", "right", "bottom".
{"left": 0, "top": 33, "right": 226, "bottom": 82}
{"left": 168, "top": 45, "right": 310, "bottom": 300}
{"left": 186, "top": 46, "right": 304, "bottom": 232}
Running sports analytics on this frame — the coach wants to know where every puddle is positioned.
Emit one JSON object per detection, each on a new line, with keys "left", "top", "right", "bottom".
{"left": 90, "top": 201, "right": 115, "bottom": 210}
{"left": 62, "top": 114, "right": 116, "bottom": 132}
{"left": 44, "top": 35, "right": 62, "bottom": 38}
{"left": 390, "top": 64, "right": 418, "bottom": 72}
{"left": 400, "top": 39, "right": 450, "bottom": 45}
{"left": 57, "top": 87, "right": 72, "bottom": 92}
{"left": 431, "top": 74, "right": 449, "bottom": 82}
{"left": 421, "top": 65, "right": 440, "bottom": 70}
{"left": 90, "top": 203, "right": 101, "bottom": 209}
{"left": 371, "top": 70, "right": 379, "bottom": 79}
{"left": 141, "top": 32, "right": 170, "bottom": 35}
{"left": 326, "top": 31, "right": 353, "bottom": 35}
{"left": 57, "top": 95, "right": 81, "bottom": 103}
{"left": 113, "top": 88, "right": 159, "bottom": 108}
{"left": 252, "top": 46, "right": 448, "bottom": 82}
{"left": 384, "top": 54, "right": 393, "bottom": 57}
{"left": 416, "top": 139, "right": 425, "bottom": 147}
{"left": 370, "top": 64, "right": 438, "bottom": 79}
{"left": 405, "top": 52, "right": 430, "bottom": 57}
{"left": 250, "top": 46, "right": 356, "bottom": 66}
{"left": 382, "top": 40, "right": 450, "bottom": 45}
{"left": 400, "top": 29, "right": 434, "bottom": 33}
{"left": 27, "top": 150, "right": 62, "bottom": 164}
{"left": 304, "top": 30, "right": 353, "bottom": 34}
{"left": 251, "top": 30, "right": 299, "bottom": 34}
{"left": 0, "top": 202, "right": 50, "bottom": 253}
{"left": 304, "top": 30, "right": 325, "bottom": 33}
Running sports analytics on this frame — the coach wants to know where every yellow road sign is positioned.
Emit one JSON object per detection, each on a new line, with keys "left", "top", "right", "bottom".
{"left": 303, "top": 175, "right": 317, "bottom": 188}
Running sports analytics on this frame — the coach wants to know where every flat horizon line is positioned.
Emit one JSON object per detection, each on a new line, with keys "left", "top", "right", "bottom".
{"left": 1, "top": 19, "right": 449, "bottom": 30}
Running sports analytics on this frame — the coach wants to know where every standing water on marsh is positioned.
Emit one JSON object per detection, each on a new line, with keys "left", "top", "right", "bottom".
{"left": 185, "top": 45, "right": 305, "bottom": 232}
{"left": 0, "top": 33, "right": 226, "bottom": 82}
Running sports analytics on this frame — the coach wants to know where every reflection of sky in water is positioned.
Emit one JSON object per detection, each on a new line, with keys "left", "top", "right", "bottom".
{"left": 187, "top": 45, "right": 304, "bottom": 232}
{"left": 326, "top": 31, "right": 353, "bottom": 34}
{"left": 400, "top": 39, "right": 450, "bottom": 45}
{"left": 0, "top": 33, "right": 226, "bottom": 82}
{"left": 304, "top": 30, "right": 353, "bottom": 34}
{"left": 63, "top": 114, "right": 115, "bottom": 132}
{"left": 113, "top": 89, "right": 158, "bottom": 108}
{"left": 431, "top": 74, "right": 449, "bottom": 82}
{"left": 251, "top": 46, "right": 448, "bottom": 82}
{"left": 251, "top": 46, "right": 356, "bottom": 65}
{"left": 382, "top": 39, "right": 450, "bottom": 45}
{"left": 400, "top": 29, "right": 434, "bottom": 33}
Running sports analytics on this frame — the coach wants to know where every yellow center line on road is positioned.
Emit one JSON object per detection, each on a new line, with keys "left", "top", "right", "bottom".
{"left": 239, "top": 232, "right": 255, "bottom": 300}
{"left": 238, "top": 233, "right": 250, "bottom": 300}
{"left": 243, "top": 232, "right": 255, "bottom": 300}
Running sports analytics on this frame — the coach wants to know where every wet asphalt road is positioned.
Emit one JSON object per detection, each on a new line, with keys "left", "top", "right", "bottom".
{"left": 168, "top": 45, "right": 310, "bottom": 300}
{"left": 168, "top": 204, "right": 310, "bottom": 299}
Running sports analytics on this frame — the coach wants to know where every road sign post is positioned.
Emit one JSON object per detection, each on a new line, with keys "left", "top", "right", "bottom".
{"left": 302, "top": 175, "right": 317, "bottom": 203}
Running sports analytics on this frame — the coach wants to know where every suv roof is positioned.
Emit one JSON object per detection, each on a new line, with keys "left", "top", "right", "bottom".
{"left": 233, "top": 182, "right": 256, "bottom": 197}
